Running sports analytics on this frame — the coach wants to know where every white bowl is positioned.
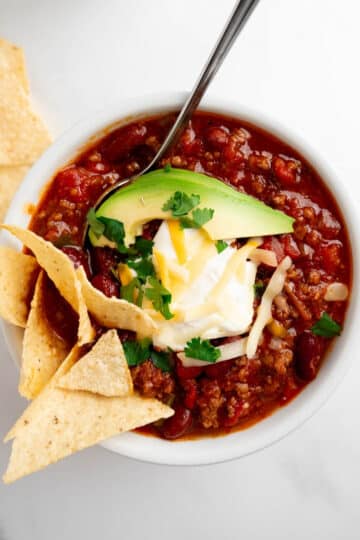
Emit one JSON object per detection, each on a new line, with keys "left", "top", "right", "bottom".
{"left": 2, "top": 92, "right": 359, "bottom": 466}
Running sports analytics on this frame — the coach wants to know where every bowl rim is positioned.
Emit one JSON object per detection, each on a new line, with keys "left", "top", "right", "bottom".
{"left": 2, "top": 91, "right": 359, "bottom": 466}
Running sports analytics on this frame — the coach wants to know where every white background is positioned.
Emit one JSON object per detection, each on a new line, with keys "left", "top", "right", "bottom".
{"left": 1, "top": 1, "right": 360, "bottom": 539}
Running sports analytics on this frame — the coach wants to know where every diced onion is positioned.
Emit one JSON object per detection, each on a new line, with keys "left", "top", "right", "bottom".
{"left": 325, "top": 282, "right": 349, "bottom": 301}
{"left": 249, "top": 249, "right": 277, "bottom": 267}
{"left": 246, "top": 256, "right": 292, "bottom": 359}
{"left": 177, "top": 338, "right": 247, "bottom": 367}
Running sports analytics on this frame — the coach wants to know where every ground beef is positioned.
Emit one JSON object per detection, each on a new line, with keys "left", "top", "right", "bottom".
{"left": 131, "top": 360, "right": 175, "bottom": 400}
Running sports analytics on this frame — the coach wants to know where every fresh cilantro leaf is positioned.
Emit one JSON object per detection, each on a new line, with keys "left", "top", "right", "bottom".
{"left": 123, "top": 338, "right": 151, "bottom": 366}
{"left": 133, "top": 237, "right": 154, "bottom": 257}
{"left": 144, "top": 276, "right": 174, "bottom": 320}
{"left": 151, "top": 349, "right": 172, "bottom": 372}
{"left": 254, "top": 280, "right": 265, "bottom": 298}
{"left": 120, "top": 278, "right": 143, "bottom": 306}
{"left": 87, "top": 208, "right": 105, "bottom": 238}
{"left": 311, "top": 312, "right": 342, "bottom": 338}
{"left": 180, "top": 208, "right": 214, "bottom": 229}
{"left": 162, "top": 191, "right": 200, "bottom": 217}
{"left": 216, "top": 240, "right": 228, "bottom": 254}
{"left": 127, "top": 257, "right": 155, "bottom": 283}
{"left": 184, "top": 337, "right": 221, "bottom": 363}
{"left": 164, "top": 163, "right": 172, "bottom": 173}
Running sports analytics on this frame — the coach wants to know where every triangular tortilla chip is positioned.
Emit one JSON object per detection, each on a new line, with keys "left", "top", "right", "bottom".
{"left": 0, "top": 246, "right": 39, "bottom": 326}
{"left": 0, "top": 165, "right": 29, "bottom": 221}
{"left": 77, "top": 267, "right": 157, "bottom": 337}
{"left": 0, "top": 72, "right": 51, "bottom": 165}
{"left": 57, "top": 330, "right": 133, "bottom": 397}
{"left": 3, "top": 386, "right": 173, "bottom": 483}
{"left": 0, "top": 38, "right": 29, "bottom": 93}
{"left": 19, "top": 271, "right": 71, "bottom": 399}
{"left": 5, "top": 346, "right": 81, "bottom": 442}
{"left": 1, "top": 225, "right": 94, "bottom": 344}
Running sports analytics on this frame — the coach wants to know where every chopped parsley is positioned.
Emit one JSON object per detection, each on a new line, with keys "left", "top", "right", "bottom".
{"left": 311, "top": 312, "right": 342, "bottom": 338}
{"left": 86, "top": 210, "right": 136, "bottom": 255}
{"left": 150, "top": 349, "right": 172, "bottom": 372}
{"left": 162, "top": 191, "right": 200, "bottom": 217}
{"left": 180, "top": 208, "right": 215, "bottom": 229}
{"left": 123, "top": 338, "right": 172, "bottom": 372}
{"left": 120, "top": 278, "right": 143, "bottom": 306}
{"left": 184, "top": 337, "right": 221, "bottom": 363}
{"left": 123, "top": 338, "right": 152, "bottom": 366}
{"left": 127, "top": 257, "right": 155, "bottom": 283}
{"left": 144, "top": 276, "right": 174, "bottom": 320}
{"left": 215, "top": 240, "right": 228, "bottom": 254}
{"left": 254, "top": 280, "right": 265, "bottom": 298}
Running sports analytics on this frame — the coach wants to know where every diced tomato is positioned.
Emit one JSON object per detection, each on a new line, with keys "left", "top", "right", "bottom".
{"left": 204, "top": 359, "right": 234, "bottom": 379}
{"left": 281, "top": 234, "right": 301, "bottom": 260}
{"left": 273, "top": 156, "right": 300, "bottom": 187}
{"left": 182, "top": 379, "right": 198, "bottom": 409}
{"left": 55, "top": 166, "right": 92, "bottom": 202}
{"left": 222, "top": 400, "right": 245, "bottom": 427}
{"left": 319, "top": 241, "right": 342, "bottom": 273}
{"left": 206, "top": 126, "right": 229, "bottom": 149}
{"left": 261, "top": 236, "right": 285, "bottom": 263}
{"left": 176, "top": 360, "right": 203, "bottom": 380}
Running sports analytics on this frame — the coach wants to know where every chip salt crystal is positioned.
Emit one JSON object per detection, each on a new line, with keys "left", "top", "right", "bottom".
{"left": 246, "top": 256, "right": 292, "bottom": 359}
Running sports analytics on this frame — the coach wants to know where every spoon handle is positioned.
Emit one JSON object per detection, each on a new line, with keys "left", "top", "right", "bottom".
{"left": 149, "top": 0, "right": 260, "bottom": 168}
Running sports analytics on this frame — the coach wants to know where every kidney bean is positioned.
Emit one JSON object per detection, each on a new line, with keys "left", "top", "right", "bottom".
{"left": 62, "top": 246, "right": 92, "bottom": 278}
{"left": 91, "top": 273, "right": 119, "bottom": 298}
{"left": 160, "top": 405, "right": 192, "bottom": 439}
{"left": 91, "top": 247, "right": 119, "bottom": 275}
{"left": 294, "top": 331, "right": 324, "bottom": 381}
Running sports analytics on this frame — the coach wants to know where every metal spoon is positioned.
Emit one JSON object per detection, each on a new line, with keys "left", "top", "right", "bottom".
{"left": 92, "top": 0, "right": 260, "bottom": 209}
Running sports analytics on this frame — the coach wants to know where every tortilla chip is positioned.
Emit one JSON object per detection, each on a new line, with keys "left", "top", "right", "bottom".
{"left": 3, "top": 386, "right": 173, "bottom": 483}
{"left": 0, "top": 165, "right": 30, "bottom": 221}
{"left": 1, "top": 225, "right": 94, "bottom": 344}
{"left": 77, "top": 267, "right": 157, "bottom": 337}
{"left": 57, "top": 329, "right": 133, "bottom": 397}
{"left": 0, "top": 38, "right": 29, "bottom": 93}
{"left": 0, "top": 246, "right": 39, "bottom": 326}
{"left": 19, "top": 271, "right": 70, "bottom": 400}
{"left": 5, "top": 345, "right": 81, "bottom": 442}
{"left": 0, "top": 72, "right": 51, "bottom": 165}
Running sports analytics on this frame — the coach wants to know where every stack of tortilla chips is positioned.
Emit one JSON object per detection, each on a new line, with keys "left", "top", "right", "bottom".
{"left": 0, "top": 40, "right": 173, "bottom": 483}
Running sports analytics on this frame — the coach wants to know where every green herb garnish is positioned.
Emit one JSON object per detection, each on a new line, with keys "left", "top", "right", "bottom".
{"left": 215, "top": 240, "right": 228, "bottom": 254}
{"left": 120, "top": 278, "right": 143, "bottom": 306}
{"left": 184, "top": 337, "right": 221, "bottom": 363}
{"left": 123, "top": 338, "right": 152, "bottom": 366}
{"left": 311, "top": 312, "right": 342, "bottom": 338}
{"left": 144, "top": 276, "right": 174, "bottom": 320}
{"left": 123, "top": 339, "right": 172, "bottom": 372}
{"left": 254, "top": 280, "right": 265, "bottom": 298}
{"left": 180, "top": 208, "right": 215, "bottom": 229}
{"left": 127, "top": 258, "right": 155, "bottom": 283}
{"left": 164, "top": 163, "right": 172, "bottom": 173}
{"left": 162, "top": 191, "right": 200, "bottom": 217}
{"left": 150, "top": 349, "right": 172, "bottom": 372}
{"left": 87, "top": 208, "right": 105, "bottom": 238}
{"left": 132, "top": 237, "right": 154, "bottom": 257}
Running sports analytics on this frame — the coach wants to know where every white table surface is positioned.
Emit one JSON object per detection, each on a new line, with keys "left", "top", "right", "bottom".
{"left": 1, "top": 1, "right": 360, "bottom": 539}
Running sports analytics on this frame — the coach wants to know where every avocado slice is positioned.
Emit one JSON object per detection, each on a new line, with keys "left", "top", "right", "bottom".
{"left": 89, "top": 168, "right": 294, "bottom": 247}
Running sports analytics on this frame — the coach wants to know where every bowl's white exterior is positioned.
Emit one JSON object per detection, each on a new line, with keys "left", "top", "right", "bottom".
{"left": 2, "top": 92, "right": 359, "bottom": 466}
